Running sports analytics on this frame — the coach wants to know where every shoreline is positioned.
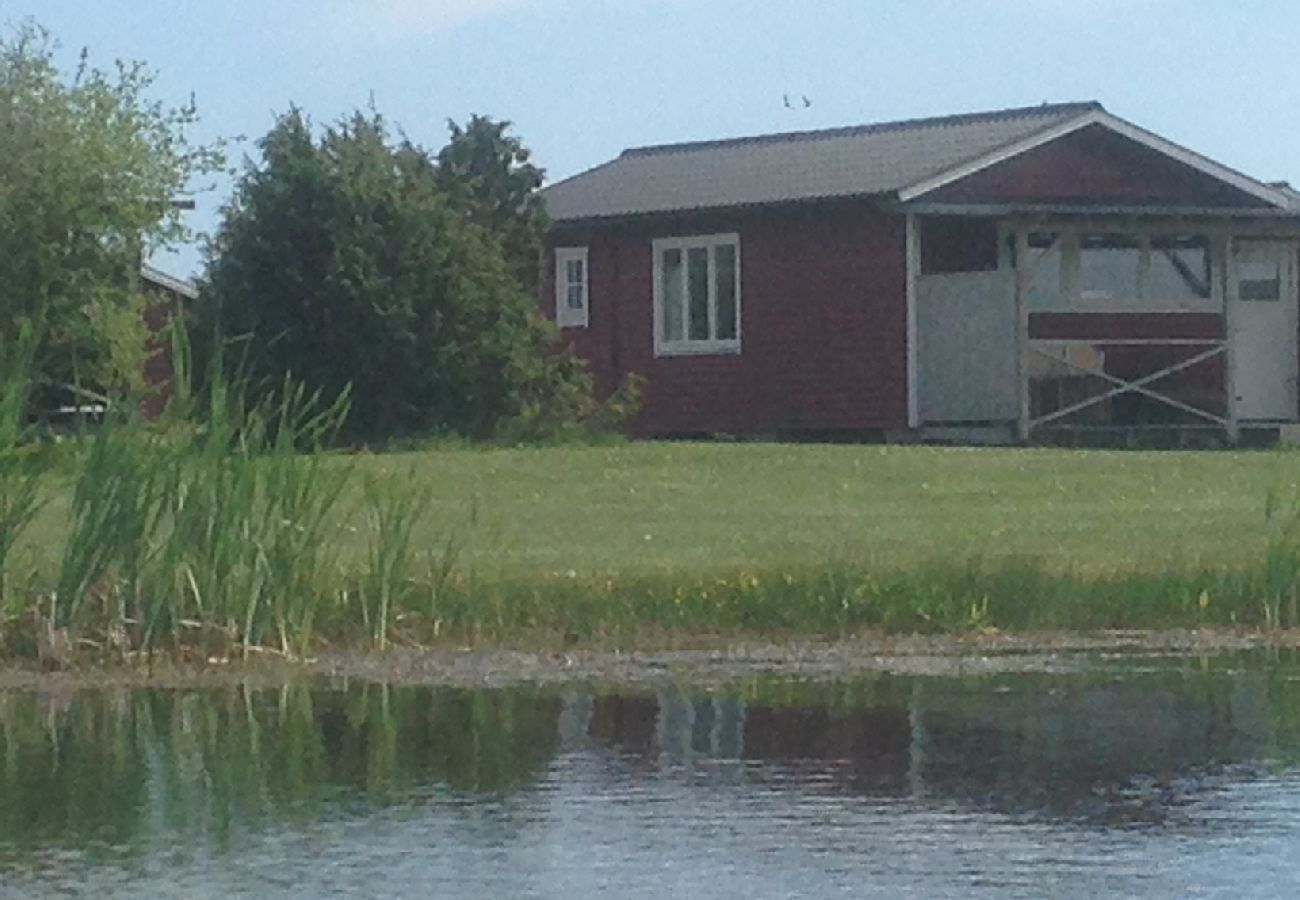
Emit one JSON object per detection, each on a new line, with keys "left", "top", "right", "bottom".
{"left": 3, "top": 628, "right": 1298, "bottom": 694}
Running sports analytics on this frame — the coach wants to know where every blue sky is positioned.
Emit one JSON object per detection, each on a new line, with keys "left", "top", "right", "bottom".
{"left": 7, "top": 0, "right": 1300, "bottom": 276}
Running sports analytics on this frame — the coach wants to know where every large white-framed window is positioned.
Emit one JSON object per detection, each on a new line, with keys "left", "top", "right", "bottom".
{"left": 555, "top": 247, "right": 589, "bottom": 328}
{"left": 1016, "top": 229, "right": 1216, "bottom": 312}
{"left": 653, "top": 233, "right": 741, "bottom": 356}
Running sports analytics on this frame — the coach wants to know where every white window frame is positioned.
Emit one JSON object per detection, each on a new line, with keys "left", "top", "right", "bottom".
{"left": 555, "top": 246, "right": 589, "bottom": 328}
{"left": 1012, "top": 227, "right": 1219, "bottom": 312}
{"left": 652, "top": 233, "right": 742, "bottom": 357}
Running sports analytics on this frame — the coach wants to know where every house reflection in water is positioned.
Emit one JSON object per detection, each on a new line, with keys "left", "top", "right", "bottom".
{"left": 570, "top": 666, "right": 1293, "bottom": 823}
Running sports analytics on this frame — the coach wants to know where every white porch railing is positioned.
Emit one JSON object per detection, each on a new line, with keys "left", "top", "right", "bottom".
{"left": 1028, "top": 339, "right": 1228, "bottom": 430}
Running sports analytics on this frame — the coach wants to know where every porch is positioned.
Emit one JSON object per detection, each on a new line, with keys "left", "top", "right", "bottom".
{"left": 906, "top": 214, "right": 1300, "bottom": 444}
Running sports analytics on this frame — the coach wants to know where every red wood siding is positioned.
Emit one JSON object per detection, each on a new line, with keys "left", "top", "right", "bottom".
{"left": 547, "top": 202, "right": 907, "bottom": 435}
{"left": 928, "top": 125, "right": 1269, "bottom": 209}
{"left": 141, "top": 292, "right": 183, "bottom": 419}
{"left": 1029, "top": 313, "right": 1224, "bottom": 341}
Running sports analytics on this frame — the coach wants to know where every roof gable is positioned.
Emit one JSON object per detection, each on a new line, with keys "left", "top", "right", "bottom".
{"left": 899, "top": 108, "right": 1291, "bottom": 209}
{"left": 919, "top": 123, "right": 1273, "bottom": 209}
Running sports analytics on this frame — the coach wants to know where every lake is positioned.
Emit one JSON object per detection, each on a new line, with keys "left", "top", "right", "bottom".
{"left": 3, "top": 651, "right": 1300, "bottom": 898}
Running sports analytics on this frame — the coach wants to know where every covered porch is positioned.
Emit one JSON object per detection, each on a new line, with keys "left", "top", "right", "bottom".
{"left": 906, "top": 212, "right": 1300, "bottom": 444}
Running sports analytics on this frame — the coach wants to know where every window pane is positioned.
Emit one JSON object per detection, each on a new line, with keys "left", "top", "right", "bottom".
{"left": 688, "top": 247, "right": 710, "bottom": 341}
{"left": 661, "top": 248, "right": 684, "bottom": 342}
{"left": 1080, "top": 234, "right": 1141, "bottom": 301}
{"left": 566, "top": 258, "right": 584, "bottom": 285}
{"left": 714, "top": 243, "right": 737, "bottom": 340}
{"left": 1239, "top": 259, "right": 1282, "bottom": 301}
{"left": 567, "top": 284, "right": 585, "bottom": 310}
{"left": 1024, "top": 233, "right": 1063, "bottom": 311}
{"left": 1148, "top": 237, "right": 1210, "bottom": 301}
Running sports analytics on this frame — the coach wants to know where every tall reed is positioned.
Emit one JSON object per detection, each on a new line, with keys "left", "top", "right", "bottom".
{"left": 37, "top": 326, "right": 360, "bottom": 660}
{"left": 0, "top": 325, "right": 42, "bottom": 611}
{"left": 361, "top": 469, "right": 434, "bottom": 649}
{"left": 0, "top": 317, "right": 460, "bottom": 662}
{"left": 1263, "top": 488, "right": 1300, "bottom": 629}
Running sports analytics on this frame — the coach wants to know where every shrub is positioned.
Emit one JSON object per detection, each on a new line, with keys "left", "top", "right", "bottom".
{"left": 200, "top": 109, "right": 594, "bottom": 445}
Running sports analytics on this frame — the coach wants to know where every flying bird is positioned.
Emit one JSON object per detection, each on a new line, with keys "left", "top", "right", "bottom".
{"left": 802, "top": 95, "right": 812, "bottom": 108}
{"left": 783, "top": 94, "right": 792, "bottom": 109}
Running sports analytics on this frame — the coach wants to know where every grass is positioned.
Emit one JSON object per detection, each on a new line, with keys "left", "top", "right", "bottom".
{"left": 10, "top": 437, "right": 1300, "bottom": 661}
{"left": 291, "top": 442, "right": 1300, "bottom": 580}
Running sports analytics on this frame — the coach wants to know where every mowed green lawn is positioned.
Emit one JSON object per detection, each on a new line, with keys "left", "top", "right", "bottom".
{"left": 21, "top": 442, "right": 1300, "bottom": 583}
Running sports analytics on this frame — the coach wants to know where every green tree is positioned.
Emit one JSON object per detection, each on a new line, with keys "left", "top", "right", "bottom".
{"left": 202, "top": 109, "right": 589, "bottom": 442}
{"left": 436, "top": 115, "right": 548, "bottom": 294}
{"left": 0, "top": 22, "right": 222, "bottom": 402}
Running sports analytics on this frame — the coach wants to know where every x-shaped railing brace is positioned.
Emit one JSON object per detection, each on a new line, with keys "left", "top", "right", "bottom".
{"left": 1029, "top": 342, "right": 1229, "bottom": 428}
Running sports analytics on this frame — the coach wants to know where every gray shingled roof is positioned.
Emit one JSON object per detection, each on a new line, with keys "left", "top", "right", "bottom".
{"left": 543, "top": 102, "right": 1103, "bottom": 222}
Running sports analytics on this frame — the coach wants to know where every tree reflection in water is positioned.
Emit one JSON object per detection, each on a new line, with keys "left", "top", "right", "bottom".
{"left": 1, "top": 652, "right": 1299, "bottom": 865}
{"left": 0, "top": 683, "right": 562, "bottom": 857}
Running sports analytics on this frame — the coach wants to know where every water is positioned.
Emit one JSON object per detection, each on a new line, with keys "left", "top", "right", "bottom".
{"left": 3, "top": 653, "right": 1300, "bottom": 898}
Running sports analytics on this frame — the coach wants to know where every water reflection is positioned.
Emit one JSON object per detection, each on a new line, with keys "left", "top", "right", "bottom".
{"left": 583, "top": 660, "right": 1300, "bottom": 823}
{"left": 0, "top": 684, "right": 560, "bottom": 859}
{"left": 1, "top": 653, "right": 1300, "bottom": 895}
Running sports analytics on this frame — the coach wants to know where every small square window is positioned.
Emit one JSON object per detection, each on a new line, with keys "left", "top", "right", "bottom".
{"left": 555, "top": 247, "right": 589, "bottom": 328}
{"left": 1239, "top": 260, "right": 1282, "bottom": 302}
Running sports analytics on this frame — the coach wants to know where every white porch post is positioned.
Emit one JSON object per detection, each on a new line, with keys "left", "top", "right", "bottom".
{"left": 906, "top": 213, "right": 920, "bottom": 430}
{"left": 1222, "top": 235, "right": 1240, "bottom": 444}
{"left": 1014, "top": 228, "right": 1031, "bottom": 442}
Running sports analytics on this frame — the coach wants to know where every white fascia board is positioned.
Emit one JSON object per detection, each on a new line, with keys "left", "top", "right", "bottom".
{"left": 901, "top": 201, "right": 1300, "bottom": 219}
{"left": 140, "top": 264, "right": 199, "bottom": 300}
{"left": 898, "top": 110, "right": 1293, "bottom": 210}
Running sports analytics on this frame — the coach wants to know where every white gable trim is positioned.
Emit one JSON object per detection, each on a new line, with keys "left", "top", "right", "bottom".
{"left": 140, "top": 264, "right": 198, "bottom": 300}
{"left": 898, "top": 110, "right": 1293, "bottom": 209}
{"left": 897, "top": 110, "right": 1100, "bottom": 202}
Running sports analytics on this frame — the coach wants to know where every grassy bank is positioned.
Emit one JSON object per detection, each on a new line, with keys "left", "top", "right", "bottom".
{"left": 27, "top": 440, "right": 1300, "bottom": 578}
{"left": 8, "top": 434, "right": 1300, "bottom": 663}
{"left": 337, "top": 442, "right": 1298, "bottom": 577}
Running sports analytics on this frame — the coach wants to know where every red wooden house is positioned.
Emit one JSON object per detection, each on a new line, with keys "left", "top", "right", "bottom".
{"left": 541, "top": 102, "right": 1300, "bottom": 443}
{"left": 140, "top": 264, "right": 197, "bottom": 417}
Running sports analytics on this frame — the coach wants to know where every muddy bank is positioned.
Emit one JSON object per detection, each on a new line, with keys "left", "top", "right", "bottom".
{"left": 314, "top": 628, "right": 1300, "bottom": 688}
{"left": 2, "top": 628, "right": 1299, "bottom": 694}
